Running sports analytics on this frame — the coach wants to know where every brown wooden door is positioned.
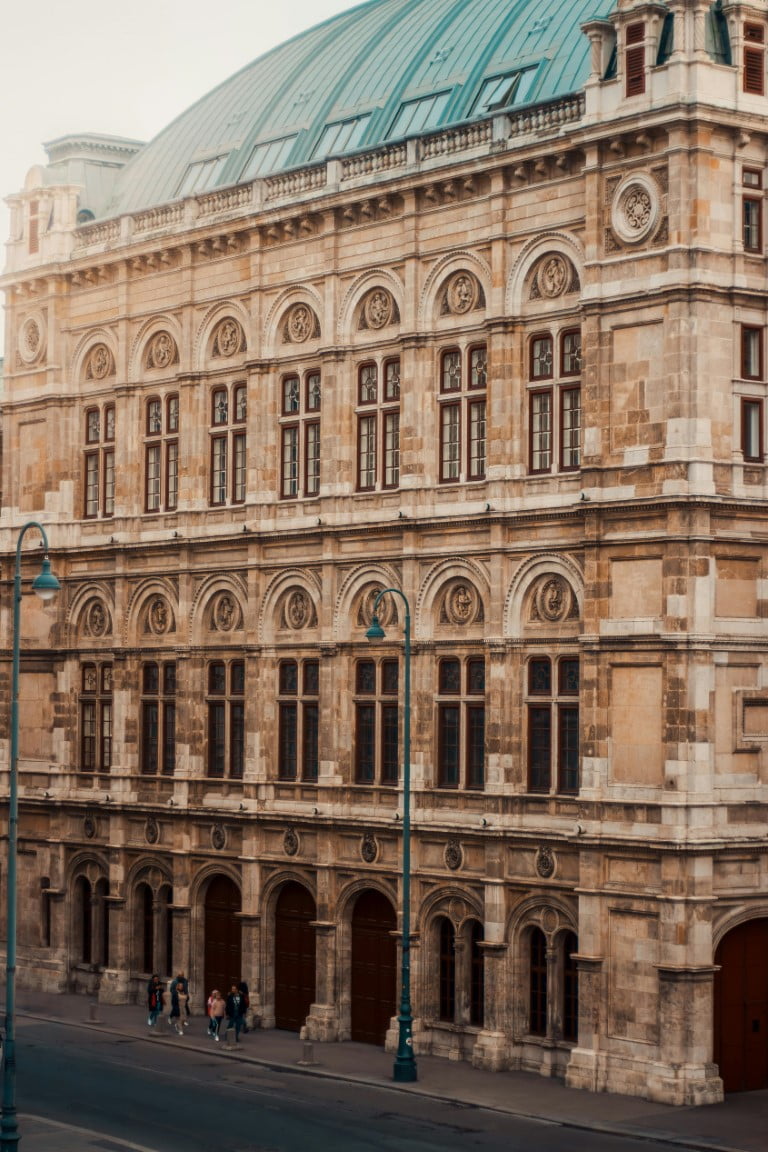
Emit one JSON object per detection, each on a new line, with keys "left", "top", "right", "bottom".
{"left": 203, "top": 875, "right": 242, "bottom": 1011}
{"left": 274, "top": 882, "right": 316, "bottom": 1031}
{"left": 714, "top": 918, "right": 768, "bottom": 1092}
{"left": 350, "top": 889, "right": 397, "bottom": 1045}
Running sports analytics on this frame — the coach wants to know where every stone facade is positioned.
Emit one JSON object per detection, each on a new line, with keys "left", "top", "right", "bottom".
{"left": 1, "top": 0, "right": 768, "bottom": 1105}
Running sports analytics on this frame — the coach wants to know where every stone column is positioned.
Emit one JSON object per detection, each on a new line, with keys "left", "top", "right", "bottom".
{"left": 303, "top": 921, "right": 339, "bottom": 1041}
{"left": 647, "top": 966, "right": 723, "bottom": 1105}
{"left": 565, "top": 955, "right": 606, "bottom": 1092}
{"left": 471, "top": 941, "right": 509, "bottom": 1070}
{"left": 239, "top": 912, "right": 261, "bottom": 1024}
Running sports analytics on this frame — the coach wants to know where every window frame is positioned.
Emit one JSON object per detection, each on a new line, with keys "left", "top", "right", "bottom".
{"left": 277, "top": 658, "right": 320, "bottom": 781}
{"left": 435, "top": 656, "right": 485, "bottom": 791}
{"left": 526, "top": 655, "right": 580, "bottom": 795}
{"left": 353, "top": 657, "right": 399, "bottom": 786}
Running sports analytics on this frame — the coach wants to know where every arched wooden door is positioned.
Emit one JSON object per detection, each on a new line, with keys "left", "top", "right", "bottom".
{"left": 714, "top": 918, "right": 768, "bottom": 1092}
{"left": 274, "top": 882, "right": 316, "bottom": 1031}
{"left": 350, "top": 889, "right": 397, "bottom": 1045}
{"left": 204, "top": 875, "right": 242, "bottom": 1010}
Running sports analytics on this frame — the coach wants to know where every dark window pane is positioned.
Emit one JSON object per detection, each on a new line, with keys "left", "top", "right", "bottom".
{"left": 279, "top": 703, "right": 297, "bottom": 780}
{"left": 208, "top": 703, "right": 226, "bottom": 777}
{"left": 439, "top": 658, "right": 461, "bottom": 695}
{"left": 438, "top": 704, "right": 460, "bottom": 787}
{"left": 467, "top": 705, "right": 485, "bottom": 789}
{"left": 142, "top": 701, "right": 159, "bottom": 775}
{"left": 558, "top": 705, "right": 579, "bottom": 794}
{"left": 279, "top": 661, "right": 298, "bottom": 695}
{"left": 468, "top": 658, "right": 485, "bottom": 695}
{"left": 529, "top": 706, "right": 551, "bottom": 791}
{"left": 82, "top": 664, "right": 97, "bottom": 693}
{"left": 381, "top": 703, "right": 399, "bottom": 784}
{"left": 529, "top": 928, "right": 547, "bottom": 1035}
{"left": 304, "top": 660, "right": 319, "bottom": 696}
{"left": 162, "top": 702, "right": 176, "bottom": 776}
{"left": 143, "top": 663, "right": 159, "bottom": 694}
{"left": 209, "top": 663, "right": 226, "bottom": 695}
{"left": 559, "top": 658, "right": 579, "bottom": 696}
{"left": 439, "top": 919, "right": 456, "bottom": 1022}
{"left": 303, "top": 703, "right": 319, "bottom": 781}
{"left": 470, "top": 921, "right": 485, "bottom": 1027}
{"left": 529, "top": 658, "right": 551, "bottom": 695}
{"left": 231, "top": 661, "right": 245, "bottom": 696}
{"left": 563, "top": 931, "right": 579, "bottom": 1042}
{"left": 230, "top": 703, "right": 245, "bottom": 779}
{"left": 163, "top": 663, "right": 177, "bottom": 696}
{"left": 382, "top": 659, "right": 399, "bottom": 695}
{"left": 356, "top": 704, "right": 375, "bottom": 783}
{"left": 356, "top": 660, "right": 376, "bottom": 695}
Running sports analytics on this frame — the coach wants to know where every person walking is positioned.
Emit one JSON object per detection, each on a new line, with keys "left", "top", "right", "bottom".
{"left": 238, "top": 980, "right": 250, "bottom": 1033}
{"left": 168, "top": 981, "right": 183, "bottom": 1034}
{"left": 170, "top": 971, "right": 191, "bottom": 1028}
{"left": 210, "top": 989, "right": 226, "bottom": 1041}
{"left": 146, "top": 975, "right": 162, "bottom": 1029}
{"left": 223, "top": 983, "right": 245, "bottom": 1045}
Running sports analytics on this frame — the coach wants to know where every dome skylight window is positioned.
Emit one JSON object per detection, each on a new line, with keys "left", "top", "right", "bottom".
{"left": 241, "top": 136, "right": 298, "bottom": 181}
{"left": 176, "top": 155, "right": 229, "bottom": 198}
{"left": 471, "top": 68, "right": 538, "bottom": 115}
{"left": 387, "top": 91, "right": 451, "bottom": 139}
{"left": 311, "top": 116, "right": 371, "bottom": 160}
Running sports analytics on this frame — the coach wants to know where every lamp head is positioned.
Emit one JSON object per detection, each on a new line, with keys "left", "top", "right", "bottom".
{"left": 32, "top": 556, "right": 60, "bottom": 602}
{"left": 365, "top": 614, "right": 386, "bottom": 642}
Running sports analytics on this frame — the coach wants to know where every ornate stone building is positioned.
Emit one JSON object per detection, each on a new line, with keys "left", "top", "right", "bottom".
{"left": 2, "top": 0, "right": 768, "bottom": 1104}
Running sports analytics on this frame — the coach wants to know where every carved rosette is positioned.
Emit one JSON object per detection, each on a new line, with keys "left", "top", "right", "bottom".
{"left": 283, "top": 303, "right": 320, "bottom": 344}
{"left": 83, "top": 598, "right": 111, "bottom": 638}
{"left": 357, "top": 586, "right": 396, "bottom": 629}
{"left": 145, "top": 596, "right": 174, "bottom": 635}
{"left": 283, "top": 588, "right": 316, "bottom": 630}
{"left": 360, "top": 831, "right": 379, "bottom": 863}
{"left": 283, "top": 827, "right": 300, "bottom": 857}
{"left": 211, "top": 824, "right": 227, "bottom": 851}
{"left": 610, "top": 173, "right": 662, "bottom": 246}
{"left": 444, "top": 838, "right": 463, "bottom": 871}
{"left": 530, "top": 575, "right": 577, "bottom": 624}
{"left": 360, "top": 288, "right": 398, "bottom": 330}
{"left": 18, "top": 314, "right": 45, "bottom": 365}
{"left": 444, "top": 271, "right": 480, "bottom": 315}
{"left": 535, "top": 845, "right": 556, "bottom": 879}
{"left": 441, "top": 582, "right": 483, "bottom": 626}
{"left": 145, "top": 817, "right": 159, "bottom": 845}
{"left": 212, "top": 317, "right": 245, "bottom": 358}
{"left": 85, "top": 342, "right": 114, "bottom": 380}
{"left": 211, "top": 593, "right": 239, "bottom": 632}
{"left": 146, "top": 330, "right": 178, "bottom": 370}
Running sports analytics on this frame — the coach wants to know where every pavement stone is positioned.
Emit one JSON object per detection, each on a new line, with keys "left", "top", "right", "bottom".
{"left": 7, "top": 990, "right": 768, "bottom": 1152}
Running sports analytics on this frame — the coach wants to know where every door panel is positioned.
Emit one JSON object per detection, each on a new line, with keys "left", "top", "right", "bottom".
{"left": 350, "top": 889, "right": 397, "bottom": 1045}
{"left": 275, "top": 882, "right": 316, "bottom": 1031}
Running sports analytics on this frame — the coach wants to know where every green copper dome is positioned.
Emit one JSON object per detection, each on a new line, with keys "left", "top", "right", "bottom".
{"left": 107, "top": 0, "right": 616, "bottom": 217}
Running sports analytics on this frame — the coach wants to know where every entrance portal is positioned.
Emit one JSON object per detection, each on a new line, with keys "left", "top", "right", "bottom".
{"left": 714, "top": 917, "right": 768, "bottom": 1091}
{"left": 274, "top": 882, "right": 316, "bottom": 1031}
{"left": 203, "top": 875, "right": 242, "bottom": 1011}
{"left": 350, "top": 889, "right": 397, "bottom": 1045}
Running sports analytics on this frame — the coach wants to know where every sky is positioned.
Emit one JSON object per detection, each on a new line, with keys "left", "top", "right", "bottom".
{"left": 0, "top": 0, "right": 356, "bottom": 345}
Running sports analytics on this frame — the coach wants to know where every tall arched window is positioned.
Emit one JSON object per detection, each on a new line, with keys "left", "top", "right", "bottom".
{"left": 140, "top": 884, "right": 153, "bottom": 973}
{"left": 469, "top": 920, "right": 484, "bottom": 1027}
{"left": 439, "top": 918, "right": 456, "bottom": 1022}
{"left": 529, "top": 927, "right": 547, "bottom": 1036}
{"left": 76, "top": 876, "right": 92, "bottom": 964}
{"left": 563, "top": 930, "right": 579, "bottom": 1042}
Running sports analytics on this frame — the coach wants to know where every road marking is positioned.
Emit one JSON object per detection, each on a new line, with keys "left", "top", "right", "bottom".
{"left": 20, "top": 1114, "right": 163, "bottom": 1152}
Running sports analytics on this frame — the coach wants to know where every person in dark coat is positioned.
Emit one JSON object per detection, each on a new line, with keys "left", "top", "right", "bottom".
{"left": 146, "top": 974, "right": 162, "bottom": 1028}
{"left": 223, "top": 983, "right": 245, "bottom": 1044}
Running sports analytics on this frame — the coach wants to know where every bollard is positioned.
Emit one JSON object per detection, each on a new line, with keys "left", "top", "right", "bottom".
{"left": 298, "top": 1040, "right": 318, "bottom": 1066}
{"left": 89, "top": 1000, "right": 100, "bottom": 1022}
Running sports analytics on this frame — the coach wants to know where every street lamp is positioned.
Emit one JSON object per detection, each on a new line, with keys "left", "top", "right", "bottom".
{"left": 366, "top": 587, "right": 417, "bottom": 1083}
{"left": 2, "top": 522, "right": 60, "bottom": 1151}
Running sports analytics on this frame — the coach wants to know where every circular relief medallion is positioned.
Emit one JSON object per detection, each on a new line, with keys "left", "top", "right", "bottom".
{"left": 445, "top": 583, "right": 478, "bottom": 626}
{"left": 359, "top": 587, "right": 394, "bottom": 629}
{"left": 283, "top": 827, "right": 300, "bottom": 857}
{"left": 611, "top": 174, "right": 661, "bottom": 245}
{"left": 535, "top": 845, "right": 556, "bottom": 879}
{"left": 147, "top": 331, "right": 176, "bottom": 369}
{"left": 542, "top": 907, "right": 559, "bottom": 934}
{"left": 19, "top": 315, "right": 44, "bottom": 364}
{"left": 211, "top": 824, "right": 227, "bottom": 851}
{"left": 364, "top": 289, "right": 393, "bottom": 330}
{"left": 286, "top": 589, "right": 311, "bottom": 630}
{"left": 360, "top": 832, "right": 379, "bottom": 863}
{"left": 444, "top": 838, "right": 463, "bottom": 871}
{"left": 288, "top": 304, "right": 313, "bottom": 343}
{"left": 448, "top": 897, "right": 467, "bottom": 926}
{"left": 537, "top": 255, "right": 568, "bottom": 299}
{"left": 213, "top": 593, "right": 237, "bottom": 632}
{"left": 145, "top": 817, "right": 159, "bottom": 845}
{"left": 83, "top": 814, "right": 97, "bottom": 840}
{"left": 87, "top": 343, "right": 112, "bottom": 380}
{"left": 84, "top": 599, "right": 109, "bottom": 638}
{"left": 213, "top": 318, "right": 243, "bottom": 358}
{"left": 446, "top": 272, "right": 478, "bottom": 315}
{"left": 534, "top": 576, "right": 571, "bottom": 623}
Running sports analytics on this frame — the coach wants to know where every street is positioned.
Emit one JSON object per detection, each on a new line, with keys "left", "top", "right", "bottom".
{"left": 16, "top": 1018, "right": 701, "bottom": 1152}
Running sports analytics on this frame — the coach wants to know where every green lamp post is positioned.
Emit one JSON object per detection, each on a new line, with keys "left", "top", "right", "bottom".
{"left": 366, "top": 587, "right": 417, "bottom": 1083}
{"left": 2, "top": 523, "right": 60, "bottom": 1151}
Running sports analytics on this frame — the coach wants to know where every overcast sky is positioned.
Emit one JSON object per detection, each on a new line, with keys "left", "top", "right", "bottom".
{"left": 0, "top": 0, "right": 356, "bottom": 350}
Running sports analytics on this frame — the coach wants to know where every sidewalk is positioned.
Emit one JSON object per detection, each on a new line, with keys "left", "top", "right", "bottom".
{"left": 10, "top": 989, "right": 768, "bottom": 1152}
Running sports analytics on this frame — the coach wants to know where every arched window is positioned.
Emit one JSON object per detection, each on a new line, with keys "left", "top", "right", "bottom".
{"left": 563, "top": 931, "right": 579, "bottom": 1042}
{"left": 76, "top": 876, "right": 92, "bottom": 964}
{"left": 140, "top": 884, "right": 153, "bottom": 973}
{"left": 469, "top": 920, "right": 484, "bottom": 1027}
{"left": 439, "top": 918, "right": 456, "bottom": 1022}
{"left": 529, "top": 927, "right": 547, "bottom": 1036}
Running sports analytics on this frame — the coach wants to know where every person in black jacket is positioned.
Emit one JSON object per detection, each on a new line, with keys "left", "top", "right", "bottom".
{"left": 223, "top": 983, "right": 245, "bottom": 1044}
{"left": 146, "top": 974, "right": 162, "bottom": 1028}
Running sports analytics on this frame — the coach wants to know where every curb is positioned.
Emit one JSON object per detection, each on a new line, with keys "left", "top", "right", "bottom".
{"left": 19, "top": 1010, "right": 747, "bottom": 1152}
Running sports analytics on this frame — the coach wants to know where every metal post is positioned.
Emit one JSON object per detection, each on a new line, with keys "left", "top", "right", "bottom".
{"left": 2, "top": 523, "right": 59, "bottom": 1152}
{"left": 367, "top": 588, "right": 417, "bottom": 1083}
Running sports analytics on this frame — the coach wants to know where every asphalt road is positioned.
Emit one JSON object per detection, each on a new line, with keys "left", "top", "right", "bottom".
{"left": 17, "top": 1018, "right": 694, "bottom": 1152}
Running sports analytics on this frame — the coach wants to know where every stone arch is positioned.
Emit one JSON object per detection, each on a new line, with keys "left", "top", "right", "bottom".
{"left": 259, "top": 568, "right": 321, "bottom": 644}
{"left": 505, "top": 231, "right": 585, "bottom": 318}
{"left": 505, "top": 553, "right": 583, "bottom": 640}
{"left": 66, "top": 583, "right": 115, "bottom": 645}
{"left": 337, "top": 269, "right": 404, "bottom": 344}
{"left": 712, "top": 902, "right": 768, "bottom": 952}
{"left": 123, "top": 578, "right": 179, "bottom": 646}
{"left": 189, "top": 573, "right": 247, "bottom": 646}
{"left": 506, "top": 892, "right": 578, "bottom": 946}
{"left": 263, "top": 286, "right": 324, "bottom": 360}
{"left": 416, "top": 558, "right": 490, "bottom": 641}
{"left": 419, "top": 250, "right": 491, "bottom": 328}
{"left": 129, "top": 314, "right": 183, "bottom": 381}
{"left": 192, "top": 301, "right": 250, "bottom": 372}
{"left": 188, "top": 861, "right": 242, "bottom": 907}
{"left": 333, "top": 564, "right": 402, "bottom": 643}
{"left": 72, "top": 327, "right": 118, "bottom": 385}
{"left": 418, "top": 884, "right": 484, "bottom": 936}
{"left": 125, "top": 856, "right": 173, "bottom": 896}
